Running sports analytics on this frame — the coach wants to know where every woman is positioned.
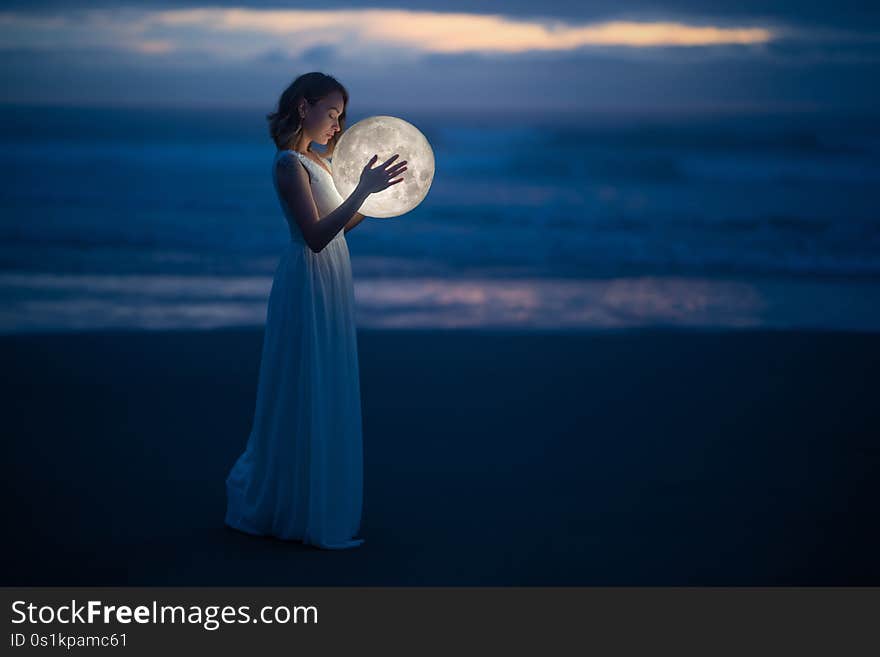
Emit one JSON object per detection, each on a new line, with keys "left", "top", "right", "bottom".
{"left": 225, "top": 72, "right": 407, "bottom": 549}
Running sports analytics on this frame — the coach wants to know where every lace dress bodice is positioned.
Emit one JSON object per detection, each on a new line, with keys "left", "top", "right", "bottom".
{"left": 273, "top": 149, "right": 346, "bottom": 246}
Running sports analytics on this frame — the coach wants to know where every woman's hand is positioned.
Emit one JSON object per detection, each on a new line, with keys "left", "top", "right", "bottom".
{"left": 357, "top": 153, "right": 407, "bottom": 195}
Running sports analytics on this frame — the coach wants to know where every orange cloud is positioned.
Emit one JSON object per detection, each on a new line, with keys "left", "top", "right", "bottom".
{"left": 0, "top": 7, "right": 776, "bottom": 57}
{"left": 152, "top": 8, "right": 775, "bottom": 53}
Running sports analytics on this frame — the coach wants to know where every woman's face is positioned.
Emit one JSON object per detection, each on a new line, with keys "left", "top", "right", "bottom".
{"left": 302, "top": 91, "right": 345, "bottom": 146}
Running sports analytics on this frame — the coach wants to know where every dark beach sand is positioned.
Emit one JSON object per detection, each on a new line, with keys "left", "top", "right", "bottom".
{"left": 1, "top": 327, "right": 878, "bottom": 586}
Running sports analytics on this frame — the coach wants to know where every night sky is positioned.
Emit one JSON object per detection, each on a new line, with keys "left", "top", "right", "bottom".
{"left": 1, "top": 1, "right": 878, "bottom": 112}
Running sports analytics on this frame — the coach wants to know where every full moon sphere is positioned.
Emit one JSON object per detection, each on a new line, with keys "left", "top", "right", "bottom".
{"left": 330, "top": 115, "right": 435, "bottom": 218}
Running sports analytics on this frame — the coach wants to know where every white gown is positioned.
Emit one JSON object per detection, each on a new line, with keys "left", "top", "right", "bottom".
{"left": 225, "top": 148, "right": 365, "bottom": 549}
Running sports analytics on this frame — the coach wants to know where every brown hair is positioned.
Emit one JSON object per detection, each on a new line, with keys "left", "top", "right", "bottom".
{"left": 267, "top": 72, "right": 349, "bottom": 158}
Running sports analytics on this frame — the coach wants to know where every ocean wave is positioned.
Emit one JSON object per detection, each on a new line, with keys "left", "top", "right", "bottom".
{"left": 2, "top": 273, "right": 878, "bottom": 333}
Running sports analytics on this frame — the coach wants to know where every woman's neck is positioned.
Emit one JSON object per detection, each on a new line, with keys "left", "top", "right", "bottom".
{"left": 289, "top": 134, "right": 313, "bottom": 155}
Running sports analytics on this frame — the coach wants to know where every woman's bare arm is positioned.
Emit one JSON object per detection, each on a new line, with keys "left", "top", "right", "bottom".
{"left": 344, "top": 211, "right": 366, "bottom": 235}
{"left": 275, "top": 156, "right": 370, "bottom": 253}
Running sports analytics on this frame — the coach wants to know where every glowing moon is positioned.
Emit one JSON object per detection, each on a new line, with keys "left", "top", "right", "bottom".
{"left": 330, "top": 115, "right": 435, "bottom": 218}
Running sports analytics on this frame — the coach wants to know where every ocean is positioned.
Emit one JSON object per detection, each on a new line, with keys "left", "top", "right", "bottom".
{"left": 1, "top": 104, "right": 878, "bottom": 332}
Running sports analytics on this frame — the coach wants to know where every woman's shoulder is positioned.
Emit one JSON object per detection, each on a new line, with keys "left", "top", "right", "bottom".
{"left": 278, "top": 149, "right": 325, "bottom": 168}
{"left": 279, "top": 149, "right": 317, "bottom": 169}
{"left": 275, "top": 150, "right": 312, "bottom": 182}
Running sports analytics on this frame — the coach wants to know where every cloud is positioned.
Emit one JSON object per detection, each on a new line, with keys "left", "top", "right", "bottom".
{"left": 153, "top": 8, "right": 775, "bottom": 51}
{"left": 5, "top": 0, "right": 880, "bottom": 33}
{"left": 0, "top": 7, "right": 776, "bottom": 61}
{"left": 1, "top": 5, "right": 877, "bottom": 112}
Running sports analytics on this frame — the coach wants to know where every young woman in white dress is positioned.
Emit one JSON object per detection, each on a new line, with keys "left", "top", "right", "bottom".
{"left": 225, "top": 72, "right": 407, "bottom": 549}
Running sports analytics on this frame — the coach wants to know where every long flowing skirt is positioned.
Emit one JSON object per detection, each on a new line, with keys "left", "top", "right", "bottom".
{"left": 225, "top": 234, "right": 364, "bottom": 549}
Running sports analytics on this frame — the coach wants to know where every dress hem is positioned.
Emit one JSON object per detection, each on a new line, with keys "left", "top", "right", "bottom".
{"left": 224, "top": 517, "right": 365, "bottom": 550}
